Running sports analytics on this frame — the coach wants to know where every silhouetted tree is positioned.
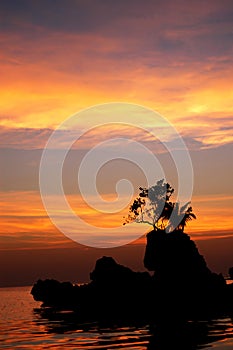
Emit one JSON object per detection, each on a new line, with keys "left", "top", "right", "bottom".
{"left": 123, "top": 179, "right": 196, "bottom": 232}
{"left": 166, "top": 202, "right": 196, "bottom": 232}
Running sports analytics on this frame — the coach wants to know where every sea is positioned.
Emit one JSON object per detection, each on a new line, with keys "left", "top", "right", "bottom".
{"left": 0, "top": 286, "right": 233, "bottom": 349}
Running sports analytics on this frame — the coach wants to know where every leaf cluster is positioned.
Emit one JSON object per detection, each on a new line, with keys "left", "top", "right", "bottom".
{"left": 123, "top": 179, "right": 196, "bottom": 232}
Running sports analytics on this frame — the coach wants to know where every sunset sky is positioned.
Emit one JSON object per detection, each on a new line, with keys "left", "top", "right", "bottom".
{"left": 0, "top": 0, "right": 233, "bottom": 286}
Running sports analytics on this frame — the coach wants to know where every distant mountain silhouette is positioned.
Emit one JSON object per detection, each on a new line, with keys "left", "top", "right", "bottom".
{"left": 31, "top": 229, "right": 233, "bottom": 320}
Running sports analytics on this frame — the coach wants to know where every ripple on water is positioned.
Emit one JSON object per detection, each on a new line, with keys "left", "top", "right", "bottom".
{"left": 0, "top": 286, "right": 233, "bottom": 349}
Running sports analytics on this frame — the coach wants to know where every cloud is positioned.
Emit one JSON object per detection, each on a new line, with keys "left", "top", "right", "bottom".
{"left": 1, "top": 118, "right": 233, "bottom": 164}
{"left": 0, "top": 51, "right": 232, "bottom": 131}
{"left": 0, "top": 0, "right": 232, "bottom": 131}
{"left": 0, "top": 126, "right": 52, "bottom": 149}
{"left": 0, "top": 1, "right": 232, "bottom": 251}
{"left": 0, "top": 189, "right": 233, "bottom": 251}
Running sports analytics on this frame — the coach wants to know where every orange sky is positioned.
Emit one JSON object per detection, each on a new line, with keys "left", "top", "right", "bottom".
{"left": 0, "top": 0, "right": 233, "bottom": 285}
{"left": 1, "top": 190, "right": 233, "bottom": 248}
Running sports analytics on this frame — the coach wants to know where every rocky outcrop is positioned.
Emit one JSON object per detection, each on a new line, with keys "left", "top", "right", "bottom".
{"left": 31, "top": 256, "right": 152, "bottom": 318}
{"left": 31, "top": 230, "right": 233, "bottom": 319}
{"left": 144, "top": 229, "right": 227, "bottom": 317}
{"left": 144, "top": 230, "right": 209, "bottom": 274}
{"left": 88, "top": 256, "right": 152, "bottom": 317}
{"left": 31, "top": 279, "right": 79, "bottom": 308}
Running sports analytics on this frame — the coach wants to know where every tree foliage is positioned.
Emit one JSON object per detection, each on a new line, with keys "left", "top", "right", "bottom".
{"left": 123, "top": 179, "right": 196, "bottom": 232}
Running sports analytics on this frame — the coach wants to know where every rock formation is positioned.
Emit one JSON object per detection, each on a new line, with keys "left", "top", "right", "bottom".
{"left": 31, "top": 230, "right": 233, "bottom": 319}
{"left": 144, "top": 229, "right": 227, "bottom": 317}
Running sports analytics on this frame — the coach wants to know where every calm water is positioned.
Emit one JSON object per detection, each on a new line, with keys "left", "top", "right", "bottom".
{"left": 0, "top": 286, "right": 233, "bottom": 349}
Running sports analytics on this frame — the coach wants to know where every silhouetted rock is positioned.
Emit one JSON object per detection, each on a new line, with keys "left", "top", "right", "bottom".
{"left": 88, "top": 256, "right": 152, "bottom": 317}
{"left": 31, "top": 279, "right": 78, "bottom": 307}
{"left": 31, "top": 230, "right": 233, "bottom": 320}
{"left": 31, "top": 257, "right": 152, "bottom": 318}
{"left": 144, "top": 229, "right": 228, "bottom": 317}
{"left": 90, "top": 256, "right": 134, "bottom": 283}
{"left": 90, "top": 256, "right": 151, "bottom": 287}
{"left": 229, "top": 267, "right": 233, "bottom": 280}
{"left": 144, "top": 229, "right": 207, "bottom": 274}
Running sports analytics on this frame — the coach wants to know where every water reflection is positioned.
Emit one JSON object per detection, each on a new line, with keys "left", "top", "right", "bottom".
{"left": 33, "top": 307, "right": 233, "bottom": 350}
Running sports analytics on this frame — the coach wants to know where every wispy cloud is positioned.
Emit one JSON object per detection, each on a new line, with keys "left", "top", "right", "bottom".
{"left": 0, "top": 190, "right": 233, "bottom": 250}
{"left": 0, "top": 1, "right": 232, "bottom": 253}
{"left": 0, "top": 1, "right": 232, "bottom": 134}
